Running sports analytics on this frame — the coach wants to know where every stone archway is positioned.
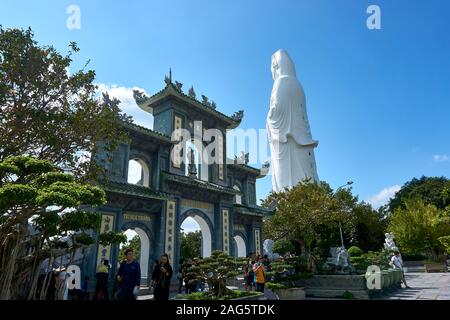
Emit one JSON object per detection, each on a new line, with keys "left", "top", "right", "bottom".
{"left": 127, "top": 157, "right": 151, "bottom": 187}
{"left": 179, "top": 209, "right": 214, "bottom": 258}
{"left": 121, "top": 222, "right": 152, "bottom": 283}
{"left": 233, "top": 234, "right": 247, "bottom": 257}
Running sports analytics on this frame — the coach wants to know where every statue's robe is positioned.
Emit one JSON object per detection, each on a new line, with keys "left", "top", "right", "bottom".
{"left": 267, "top": 50, "right": 319, "bottom": 192}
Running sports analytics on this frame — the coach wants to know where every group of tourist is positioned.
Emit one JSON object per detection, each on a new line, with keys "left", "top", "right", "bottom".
{"left": 94, "top": 249, "right": 173, "bottom": 300}
{"left": 243, "top": 253, "right": 271, "bottom": 293}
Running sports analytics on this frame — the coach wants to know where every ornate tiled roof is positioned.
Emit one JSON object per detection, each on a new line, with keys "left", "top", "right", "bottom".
{"left": 121, "top": 121, "right": 173, "bottom": 144}
{"left": 134, "top": 82, "right": 243, "bottom": 129}
{"left": 102, "top": 180, "right": 171, "bottom": 200}
{"left": 161, "top": 171, "right": 239, "bottom": 195}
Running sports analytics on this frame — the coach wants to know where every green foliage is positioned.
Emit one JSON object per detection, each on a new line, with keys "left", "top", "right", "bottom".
{"left": 349, "top": 256, "right": 368, "bottom": 272}
{"left": 438, "top": 235, "right": 450, "bottom": 254}
{"left": 263, "top": 180, "right": 386, "bottom": 271}
{"left": 343, "top": 291, "right": 354, "bottom": 299}
{"left": 347, "top": 203, "right": 387, "bottom": 252}
{"left": 184, "top": 251, "right": 246, "bottom": 298}
{"left": 388, "top": 199, "right": 450, "bottom": 259}
{"left": 0, "top": 156, "right": 119, "bottom": 299}
{"left": 118, "top": 235, "right": 141, "bottom": 261}
{"left": 273, "top": 239, "right": 295, "bottom": 255}
{"left": 388, "top": 176, "right": 450, "bottom": 212}
{"left": 266, "top": 282, "right": 288, "bottom": 290}
{"left": 263, "top": 181, "right": 346, "bottom": 264}
{"left": 0, "top": 27, "right": 131, "bottom": 180}
{"left": 179, "top": 230, "right": 201, "bottom": 260}
{"left": 99, "top": 231, "right": 127, "bottom": 247}
{"left": 348, "top": 246, "right": 364, "bottom": 257}
{"left": 349, "top": 250, "right": 390, "bottom": 273}
{"left": 285, "top": 255, "right": 309, "bottom": 273}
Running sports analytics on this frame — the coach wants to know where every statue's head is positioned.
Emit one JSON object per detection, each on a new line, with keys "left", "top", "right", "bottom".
{"left": 271, "top": 49, "right": 297, "bottom": 80}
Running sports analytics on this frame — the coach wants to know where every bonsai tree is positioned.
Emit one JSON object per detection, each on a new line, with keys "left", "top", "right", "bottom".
{"left": 265, "top": 258, "right": 295, "bottom": 289}
{"left": 0, "top": 156, "right": 126, "bottom": 300}
{"left": 184, "top": 251, "right": 245, "bottom": 298}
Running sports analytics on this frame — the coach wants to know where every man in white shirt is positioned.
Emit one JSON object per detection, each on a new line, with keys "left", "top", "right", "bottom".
{"left": 390, "top": 251, "right": 410, "bottom": 288}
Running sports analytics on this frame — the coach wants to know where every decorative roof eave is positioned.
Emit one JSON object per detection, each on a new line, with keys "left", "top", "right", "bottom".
{"left": 233, "top": 204, "right": 274, "bottom": 216}
{"left": 162, "top": 171, "right": 239, "bottom": 195}
{"left": 134, "top": 83, "right": 243, "bottom": 129}
{"left": 228, "top": 162, "right": 262, "bottom": 177}
{"left": 102, "top": 180, "right": 171, "bottom": 201}
{"left": 226, "top": 158, "right": 264, "bottom": 178}
{"left": 121, "top": 121, "right": 174, "bottom": 144}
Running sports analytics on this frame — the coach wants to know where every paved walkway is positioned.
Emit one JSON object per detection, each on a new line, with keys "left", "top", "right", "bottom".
{"left": 381, "top": 273, "right": 450, "bottom": 300}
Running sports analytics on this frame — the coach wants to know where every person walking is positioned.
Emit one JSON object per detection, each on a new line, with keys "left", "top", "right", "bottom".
{"left": 116, "top": 249, "right": 141, "bottom": 300}
{"left": 177, "top": 259, "right": 186, "bottom": 294}
{"left": 152, "top": 254, "right": 173, "bottom": 300}
{"left": 253, "top": 255, "right": 266, "bottom": 293}
{"left": 390, "top": 251, "right": 410, "bottom": 288}
{"left": 94, "top": 259, "right": 110, "bottom": 300}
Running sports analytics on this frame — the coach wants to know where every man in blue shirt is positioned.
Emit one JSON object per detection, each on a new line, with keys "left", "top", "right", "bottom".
{"left": 116, "top": 249, "right": 141, "bottom": 300}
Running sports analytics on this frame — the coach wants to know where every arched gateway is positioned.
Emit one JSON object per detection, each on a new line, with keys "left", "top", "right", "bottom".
{"left": 83, "top": 74, "right": 273, "bottom": 294}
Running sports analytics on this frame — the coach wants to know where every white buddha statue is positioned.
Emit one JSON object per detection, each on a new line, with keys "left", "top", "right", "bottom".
{"left": 267, "top": 49, "right": 319, "bottom": 192}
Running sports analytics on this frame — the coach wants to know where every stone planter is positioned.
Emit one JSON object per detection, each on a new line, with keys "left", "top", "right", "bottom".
{"left": 273, "top": 287, "right": 306, "bottom": 300}
{"left": 295, "top": 271, "right": 404, "bottom": 299}
{"left": 295, "top": 274, "right": 370, "bottom": 299}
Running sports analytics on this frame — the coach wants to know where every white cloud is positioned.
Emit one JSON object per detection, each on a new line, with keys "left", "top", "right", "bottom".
{"left": 96, "top": 83, "right": 154, "bottom": 129}
{"left": 366, "top": 185, "right": 401, "bottom": 208}
{"left": 433, "top": 154, "right": 449, "bottom": 162}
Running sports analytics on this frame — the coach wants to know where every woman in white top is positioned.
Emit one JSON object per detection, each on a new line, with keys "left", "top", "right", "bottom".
{"left": 390, "top": 251, "right": 410, "bottom": 288}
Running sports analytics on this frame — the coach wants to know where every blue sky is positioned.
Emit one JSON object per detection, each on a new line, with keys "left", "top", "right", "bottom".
{"left": 1, "top": 0, "right": 449, "bottom": 223}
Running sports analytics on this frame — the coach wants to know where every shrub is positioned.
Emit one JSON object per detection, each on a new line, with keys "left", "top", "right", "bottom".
{"left": 266, "top": 282, "right": 288, "bottom": 290}
{"left": 349, "top": 250, "right": 390, "bottom": 273}
{"left": 285, "top": 255, "right": 308, "bottom": 273}
{"left": 349, "top": 256, "right": 369, "bottom": 272}
{"left": 343, "top": 291, "right": 354, "bottom": 299}
{"left": 348, "top": 246, "right": 364, "bottom": 257}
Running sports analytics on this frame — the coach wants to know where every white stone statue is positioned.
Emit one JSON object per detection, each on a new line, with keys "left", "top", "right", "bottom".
{"left": 263, "top": 239, "right": 279, "bottom": 259}
{"left": 384, "top": 232, "right": 403, "bottom": 265}
{"left": 266, "top": 49, "right": 319, "bottom": 192}
{"left": 384, "top": 233, "right": 398, "bottom": 251}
